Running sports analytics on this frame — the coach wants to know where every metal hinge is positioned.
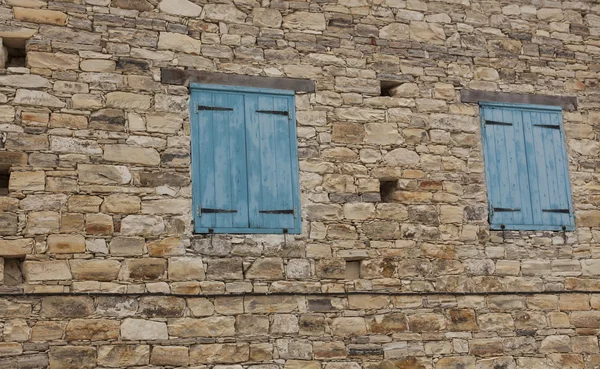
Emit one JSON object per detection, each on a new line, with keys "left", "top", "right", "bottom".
{"left": 542, "top": 209, "right": 571, "bottom": 214}
{"left": 256, "top": 110, "right": 290, "bottom": 119}
{"left": 534, "top": 124, "right": 560, "bottom": 130}
{"left": 485, "top": 120, "right": 513, "bottom": 126}
{"left": 197, "top": 207, "right": 237, "bottom": 217}
{"left": 195, "top": 105, "right": 233, "bottom": 114}
{"left": 493, "top": 207, "right": 521, "bottom": 212}
{"left": 258, "top": 206, "right": 297, "bottom": 218}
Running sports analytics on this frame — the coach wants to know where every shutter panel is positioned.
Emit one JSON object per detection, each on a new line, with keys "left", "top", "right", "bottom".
{"left": 191, "top": 91, "right": 249, "bottom": 232}
{"left": 245, "top": 93, "right": 299, "bottom": 231}
{"left": 522, "top": 109, "right": 574, "bottom": 229}
{"left": 481, "top": 105, "right": 533, "bottom": 229}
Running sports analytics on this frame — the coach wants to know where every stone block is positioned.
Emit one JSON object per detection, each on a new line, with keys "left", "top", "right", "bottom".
{"left": 158, "top": 32, "right": 201, "bottom": 54}
{"left": 189, "top": 343, "right": 249, "bottom": 364}
{"left": 245, "top": 258, "right": 284, "bottom": 280}
{"left": 65, "top": 319, "right": 120, "bottom": 340}
{"left": 121, "top": 318, "right": 168, "bottom": 340}
{"left": 70, "top": 259, "right": 121, "bottom": 281}
{"left": 9, "top": 171, "right": 45, "bottom": 192}
{"left": 49, "top": 346, "right": 96, "bottom": 369}
{"left": 109, "top": 237, "right": 145, "bottom": 256}
{"left": 25, "top": 211, "right": 59, "bottom": 235}
{"left": 119, "top": 258, "right": 166, "bottom": 280}
{"left": 104, "top": 144, "right": 160, "bottom": 166}
{"left": 78, "top": 164, "right": 131, "bottom": 185}
{"left": 139, "top": 296, "right": 186, "bottom": 318}
{"left": 98, "top": 345, "right": 150, "bottom": 367}
{"left": 150, "top": 346, "right": 189, "bottom": 366}
{"left": 27, "top": 52, "right": 79, "bottom": 70}
{"left": 47, "top": 234, "right": 86, "bottom": 253}
{"left": 120, "top": 215, "right": 165, "bottom": 236}
{"left": 41, "top": 296, "right": 94, "bottom": 317}
{"left": 148, "top": 237, "right": 185, "bottom": 256}
{"left": 168, "top": 316, "right": 235, "bottom": 337}
{"left": 31, "top": 321, "right": 66, "bottom": 342}
{"left": 106, "top": 92, "right": 152, "bottom": 110}
{"left": 85, "top": 213, "right": 114, "bottom": 235}
{"left": 169, "top": 257, "right": 205, "bottom": 281}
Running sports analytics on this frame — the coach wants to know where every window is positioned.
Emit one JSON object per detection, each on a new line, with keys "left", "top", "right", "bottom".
{"left": 480, "top": 102, "right": 574, "bottom": 231}
{"left": 190, "top": 84, "right": 301, "bottom": 234}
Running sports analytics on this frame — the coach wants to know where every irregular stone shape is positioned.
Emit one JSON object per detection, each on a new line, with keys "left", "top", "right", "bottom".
{"left": 50, "top": 113, "right": 88, "bottom": 129}
{"left": 141, "top": 199, "right": 190, "bottom": 215}
{"left": 146, "top": 113, "right": 183, "bottom": 133}
{"left": 80, "top": 59, "right": 116, "bottom": 72}
{"left": 119, "top": 258, "right": 166, "bottom": 280}
{"left": 245, "top": 258, "right": 284, "bottom": 280}
{"left": 65, "top": 319, "right": 120, "bottom": 340}
{"left": 9, "top": 171, "right": 45, "bottom": 192}
{"left": 111, "top": 0, "right": 154, "bottom": 11}
{"left": 14, "top": 7, "right": 67, "bottom": 25}
{"left": 380, "top": 23, "right": 409, "bottom": 40}
{"left": 159, "top": 0, "right": 202, "bottom": 16}
{"left": 148, "top": 237, "right": 185, "bottom": 256}
{"left": 106, "top": 92, "right": 151, "bottom": 110}
{"left": 285, "top": 361, "right": 321, "bottom": 369}
{"left": 158, "top": 32, "right": 201, "bottom": 54}
{"left": 47, "top": 234, "right": 86, "bottom": 254}
{"left": 32, "top": 321, "right": 66, "bottom": 342}
{"left": 41, "top": 296, "right": 94, "bottom": 317}
{"left": 120, "top": 215, "right": 165, "bottom": 237}
{"left": 25, "top": 211, "right": 59, "bottom": 235}
{"left": 435, "top": 356, "right": 476, "bottom": 369}
{"left": 121, "top": 318, "right": 168, "bottom": 340}
{"left": 244, "top": 296, "right": 298, "bottom": 313}
{"left": 383, "top": 148, "right": 420, "bottom": 166}
{"left": 169, "top": 257, "right": 206, "bottom": 281}
{"left": 50, "top": 136, "right": 102, "bottom": 155}
{"left": 0, "top": 74, "right": 51, "bottom": 88}
{"left": 85, "top": 213, "right": 114, "bottom": 235}
{"left": 203, "top": 4, "right": 246, "bottom": 24}
{"left": 14, "top": 89, "right": 65, "bottom": 108}
{"left": 78, "top": 164, "right": 131, "bottom": 185}
{"left": 253, "top": 8, "right": 282, "bottom": 28}
{"left": 109, "top": 237, "right": 145, "bottom": 256}
{"left": 27, "top": 52, "right": 79, "bottom": 70}
{"left": 409, "top": 22, "right": 446, "bottom": 44}
{"left": 283, "top": 11, "right": 326, "bottom": 30}
{"left": 206, "top": 258, "right": 244, "bottom": 280}
{"left": 3, "top": 319, "right": 30, "bottom": 342}
{"left": 68, "top": 195, "right": 103, "bottom": 213}
{"left": 579, "top": 211, "right": 600, "bottom": 227}
{"left": 189, "top": 343, "right": 249, "bottom": 364}
{"left": 20, "top": 193, "right": 67, "bottom": 211}
{"left": 49, "top": 346, "right": 96, "bottom": 369}
{"left": 139, "top": 296, "right": 186, "bottom": 318}
{"left": 98, "top": 345, "right": 150, "bottom": 367}
{"left": 90, "top": 109, "right": 126, "bottom": 131}
{"left": 168, "top": 316, "right": 235, "bottom": 338}
{"left": 0, "top": 239, "right": 34, "bottom": 257}
{"left": 70, "top": 259, "right": 121, "bottom": 281}
{"left": 0, "top": 213, "right": 17, "bottom": 236}
{"left": 151, "top": 346, "right": 189, "bottom": 366}
{"left": 104, "top": 145, "right": 160, "bottom": 166}
{"left": 23, "top": 261, "right": 71, "bottom": 281}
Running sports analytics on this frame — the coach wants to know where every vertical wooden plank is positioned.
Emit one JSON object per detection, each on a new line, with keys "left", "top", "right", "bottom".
{"left": 190, "top": 91, "right": 203, "bottom": 232}
{"left": 512, "top": 109, "right": 533, "bottom": 226}
{"left": 245, "top": 94, "right": 262, "bottom": 229}
{"left": 197, "top": 91, "right": 217, "bottom": 229}
{"left": 522, "top": 110, "right": 544, "bottom": 226}
{"left": 271, "top": 96, "right": 295, "bottom": 229}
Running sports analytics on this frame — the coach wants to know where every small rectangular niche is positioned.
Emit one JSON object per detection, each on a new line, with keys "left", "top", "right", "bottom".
{"left": 1, "top": 37, "right": 28, "bottom": 68}
{"left": 2, "top": 258, "right": 24, "bottom": 286}
{"left": 379, "top": 180, "right": 397, "bottom": 203}
{"left": 380, "top": 80, "right": 402, "bottom": 96}
{"left": 0, "top": 165, "right": 10, "bottom": 196}
{"left": 345, "top": 260, "right": 361, "bottom": 280}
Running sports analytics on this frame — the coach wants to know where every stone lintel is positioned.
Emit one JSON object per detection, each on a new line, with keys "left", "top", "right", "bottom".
{"left": 461, "top": 89, "right": 577, "bottom": 111}
{"left": 161, "top": 68, "right": 315, "bottom": 93}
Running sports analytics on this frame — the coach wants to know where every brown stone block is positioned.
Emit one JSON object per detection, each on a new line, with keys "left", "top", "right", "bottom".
{"left": 0, "top": 152, "right": 27, "bottom": 167}
{"left": 47, "top": 234, "right": 85, "bottom": 253}
{"left": 68, "top": 195, "right": 103, "bottom": 213}
{"left": 250, "top": 342, "right": 273, "bottom": 361}
{"left": 408, "top": 313, "right": 446, "bottom": 332}
{"left": 31, "top": 321, "right": 67, "bottom": 342}
{"left": 331, "top": 317, "right": 367, "bottom": 337}
{"left": 85, "top": 213, "right": 114, "bottom": 235}
{"left": 367, "top": 313, "right": 407, "bottom": 334}
{"left": 5, "top": 133, "right": 49, "bottom": 151}
{"left": 70, "top": 259, "right": 121, "bottom": 281}
{"left": 46, "top": 177, "right": 77, "bottom": 192}
{"left": 244, "top": 295, "right": 298, "bottom": 313}
{"left": 98, "top": 345, "right": 150, "bottom": 367}
{"left": 245, "top": 257, "right": 284, "bottom": 280}
{"left": 60, "top": 213, "right": 84, "bottom": 233}
{"left": 23, "top": 260, "right": 71, "bottom": 281}
{"left": 205, "top": 257, "right": 243, "bottom": 280}
{"left": 0, "top": 342, "right": 22, "bottom": 357}
{"left": 109, "top": 237, "right": 145, "bottom": 256}
{"left": 0, "top": 213, "right": 18, "bottom": 236}
{"left": 448, "top": 309, "right": 478, "bottom": 331}
{"left": 168, "top": 316, "right": 235, "bottom": 338}
{"left": 9, "top": 171, "right": 45, "bottom": 192}
{"left": 313, "top": 341, "right": 346, "bottom": 359}
{"left": 469, "top": 338, "right": 504, "bottom": 357}
{"left": 236, "top": 315, "right": 269, "bottom": 336}
{"left": 41, "top": 296, "right": 94, "bottom": 318}
{"left": 147, "top": 237, "right": 185, "bottom": 256}
{"left": 138, "top": 296, "right": 185, "bottom": 318}
{"left": 119, "top": 258, "right": 166, "bottom": 280}
{"left": 150, "top": 346, "right": 189, "bottom": 366}
{"left": 189, "top": 343, "right": 249, "bottom": 364}
{"left": 14, "top": 8, "right": 67, "bottom": 25}
{"left": 49, "top": 346, "right": 96, "bottom": 369}
{"left": 64, "top": 319, "right": 120, "bottom": 340}
{"left": 102, "top": 194, "right": 141, "bottom": 214}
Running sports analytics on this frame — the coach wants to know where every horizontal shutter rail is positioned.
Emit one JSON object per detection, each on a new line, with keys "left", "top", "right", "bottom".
{"left": 533, "top": 124, "right": 560, "bottom": 129}
{"left": 484, "top": 120, "right": 512, "bottom": 126}
{"left": 197, "top": 105, "right": 233, "bottom": 111}
{"left": 256, "top": 109, "right": 289, "bottom": 118}
{"left": 542, "top": 209, "right": 570, "bottom": 213}
{"left": 198, "top": 207, "right": 237, "bottom": 217}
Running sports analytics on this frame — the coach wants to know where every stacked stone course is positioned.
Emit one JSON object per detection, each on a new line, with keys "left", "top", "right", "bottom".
{"left": 0, "top": 0, "right": 597, "bottom": 368}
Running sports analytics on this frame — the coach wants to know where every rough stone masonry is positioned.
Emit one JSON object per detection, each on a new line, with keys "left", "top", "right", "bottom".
{"left": 0, "top": 0, "right": 598, "bottom": 368}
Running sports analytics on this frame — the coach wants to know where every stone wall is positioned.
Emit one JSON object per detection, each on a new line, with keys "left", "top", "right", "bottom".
{"left": 0, "top": 0, "right": 598, "bottom": 367}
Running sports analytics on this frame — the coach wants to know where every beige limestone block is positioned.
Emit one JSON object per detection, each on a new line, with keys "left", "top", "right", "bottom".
{"left": 283, "top": 11, "right": 326, "bottom": 30}
{"left": 104, "top": 144, "right": 160, "bottom": 166}
{"left": 435, "top": 356, "right": 475, "bottom": 369}
{"left": 0, "top": 239, "right": 34, "bottom": 257}
{"left": 168, "top": 316, "right": 235, "bottom": 337}
{"left": 106, "top": 92, "right": 151, "bottom": 110}
{"left": 410, "top": 22, "right": 446, "bottom": 44}
{"left": 31, "top": 321, "right": 66, "bottom": 342}
{"left": 158, "top": 32, "right": 201, "bottom": 54}
{"left": 14, "top": 7, "right": 67, "bottom": 25}
{"left": 188, "top": 298, "right": 214, "bottom": 317}
{"left": 245, "top": 258, "right": 284, "bottom": 280}
{"left": 252, "top": 8, "right": 282, "bottom": 28}
{"left": 68, "top": 195, "right": 103, "bottom": 213}
{"left": 78, "top": 164, "right": 131, "bottom": 185}
{"left": 146, "top": 113, "right": 183, "bottom": 133}
{"left": 111, "top": 0, "right": 154, "bottom": 11}
{"left": 98, "top": 345, "right": 150, "bottom": 367}
{"left": 0, "top": 75, "right": 51, "bottom": 88}
{"left": 25, "top": 211, "right": 59, "bottom": 235}
{"left": 13, "top": 90, "right": 65, "bottom": 108}
{"left": 203, "top": 4, "right": 246, "bottom": 24}
{"left": 27, "top": 52, "right": 79, "bottom": 70}
{"left": 47, "top": 234, "right": 85, "bottom": 254}
{"left": 538, "top": 8, "right": 564, "bottom": 21}
{"left": 23, "top": 261, "right": 71, "bottom": 281}
{"left": 49, "top": 346, "right": 96, "bottom": 369}
{"left": 65, "top": 319, "right": 120, "bottom": 340}
{"left": 169, "top": 257, "right": 205, "bottom": 281}
{"left": 102, "top": 194, "right": 141, "bottom": 214}
{"left": 189, "top": 343, "right": 249, "bottom": 364}
{"left": 141, "top": 198, "right": 191, "bottom": 214}
{"left": 85, "top": 213, "right": 114, "bottom": 235}
{"left": 159, "top": 0, "right": 201, "bottom": 16}
{"left": 151, "top": 346, "right": 189, "bottom": 366}
{"left": 331, "top": 317, "right": 367, "bottom": 336}
{"left": 80, "top": 59, "right": 116, "bottom": 72}
{"left": 383, "top": 148, "right": 420, "bottom": 166}
{"left": 3, "top": 319, "right": 30, "bottom": 342}
{"left": 147, "top": 237, "right": 185, "bottom": 256}
{"left": 50, "top": 113, "right": 88, "bottom": 129}
{"left": 121, "top": 319, "right": 168, "bottom": 340}
{"left": 70, "top": 259, "right": 120, "bottom": 281}
{"left": 119, "top": 258, "right": 166, "bottom": 280}
{"left": 379, "top": 23, "right": 410, "bottom": 40}
{"left": 7, "top": 0, "right": 47, "bottom": 7}
{"left": 285, "top": 360, "right": 321, "bottom": 369}
{"left": 121, "top": 215, "right": 165, "bottom": 237}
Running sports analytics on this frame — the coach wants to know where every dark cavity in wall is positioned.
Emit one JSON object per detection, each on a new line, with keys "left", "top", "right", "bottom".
{"left": 3, "top": 258, "right": 24, "bottom": 286}
{"left": 379, "top": 180, "right": 397, "bottom": 203}
{"left": 379, "top": 80, "right": 402, "bottom": 96}
{"left": 0, "top": 165, "right": 10, "bottom": 196}
{"left": 2, "top": 37, "right": 28, "bottom": 68}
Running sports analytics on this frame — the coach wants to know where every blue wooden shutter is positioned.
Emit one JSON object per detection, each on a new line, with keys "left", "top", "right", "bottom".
{"left": 244, "top": 93, "right": 301, "bottom": 233}
{"left": 522, "top": 109, "right": 574, "bottom": 230}
{"left": 481, "top": 105, "right": 533, "bottom": 229}
{"left": 191, "top": 90, "right": 249, "bottom": 232}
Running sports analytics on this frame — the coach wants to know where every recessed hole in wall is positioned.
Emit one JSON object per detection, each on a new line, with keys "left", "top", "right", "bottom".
{"left": 3, "top": 258, "right": 24, "bottom": 286}
{"left": 0, "top": 165, "right": 10, "bottom": 196}
{"left": 345, "top": 260, "right": 361, "bottom": 280}
{"left": 2, "top": 37, "right": 28, "bottom": 68}
{"left": 380, "top": 80, "right": 402, "bottom": 97}
{"left": 379, "top": 180, "right": 397, "bottom": 203}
